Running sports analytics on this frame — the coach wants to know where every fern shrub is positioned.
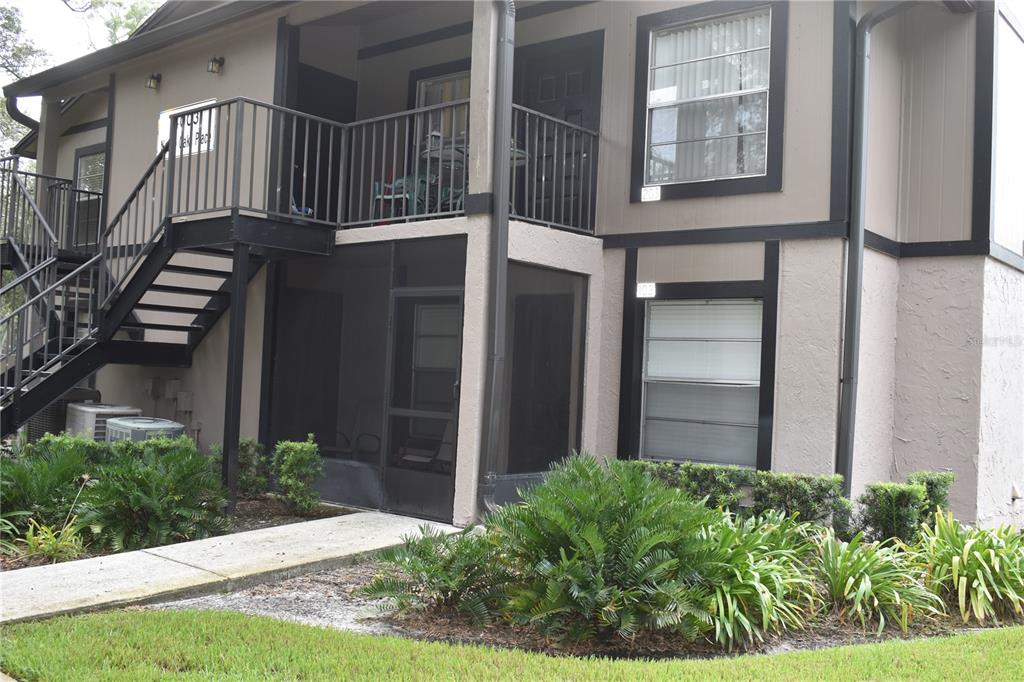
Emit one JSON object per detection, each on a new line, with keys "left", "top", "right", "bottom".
{"left": 78, "top": 438, "right": 229, "bottom": 551}
{"left": 913, "top": 511, "right": 1024, "bottom": 624}
{"left": 0, "top": 446, "right": 90, "bottom": 535}
{"left": 273, "top": 435, "right": 323, "bottom": 514}
{"left": 816, "top": 529, "right": 942, "bottom": 633}
{"left": 361, "top": 526, "right": 510, "bottom": 625}
{"left": 489, "top": 456, "right": 719, "bottom": 642}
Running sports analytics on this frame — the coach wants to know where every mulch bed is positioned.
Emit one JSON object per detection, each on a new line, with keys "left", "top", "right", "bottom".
{"left": 156, "top": 557, "right": 1019, "bottom": 661}
{"left": 0, "top": 495, "right": 351, "bottom": 571}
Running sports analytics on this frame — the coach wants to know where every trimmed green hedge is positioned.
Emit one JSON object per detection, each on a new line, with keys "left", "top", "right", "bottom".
{"left": 634, "top": 460, "right": 845, "bottom": 526}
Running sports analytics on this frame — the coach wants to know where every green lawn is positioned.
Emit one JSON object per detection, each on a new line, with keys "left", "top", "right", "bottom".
{"left": 2, "top": 610, "right": 1021, "bottom": 681}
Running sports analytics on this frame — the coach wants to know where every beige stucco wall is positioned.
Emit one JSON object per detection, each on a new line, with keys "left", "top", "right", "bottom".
{"left": 893, "top": 256, "right": 984, "bottom": 522}
{"left": 637, "top": 242, "right": 765, "bottom": 283}
{"left": 514, "top": 0, "right": 834, "bottom": 235}
{"left": 976, "top": 258, "right": 1024, "bottom": 527}
{"left": 850, "top": 248, "right": 899, "bottom": 497}
{"left": 864, "top": 4, "right": 975, "bottom": 243}
{"left": 772, "top": 238, "right": 844, "bottom": 476}
{"left": 105, "top": 15, "right": 279, "bottom": 212}
{"left": 596, "top": 248, "right": 625, "bottom": 459}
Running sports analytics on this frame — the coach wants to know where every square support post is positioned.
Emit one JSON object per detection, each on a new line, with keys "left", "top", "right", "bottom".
{"left": 222, "top": 242, "right": 250, "bottom": 499}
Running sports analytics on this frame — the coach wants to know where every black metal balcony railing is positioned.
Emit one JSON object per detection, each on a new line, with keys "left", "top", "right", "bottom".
{"left": 161, "top": 97, "right": 596, "bottom": 235}
{"left": 510, "top": 106, "right": 598, "bottom": 234}
{"left": 0, "top": 157, "right": 104, "bottom": 251}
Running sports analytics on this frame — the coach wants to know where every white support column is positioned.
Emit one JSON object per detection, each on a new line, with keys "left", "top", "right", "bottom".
{"left": 467, "top": 1, "right": 498, "bottom": 196}
{"left": 36, "top": 98, "right": 62, "bottom": 178}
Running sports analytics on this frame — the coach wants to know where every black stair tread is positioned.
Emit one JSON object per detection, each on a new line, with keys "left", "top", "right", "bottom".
{"left": 147, "top": 284, "right": 230, "bottom": 297}
{"left": 185, "top": 247, "right": 235, "bottom": 258}
{"left": 120, "top": 322, "right": 203, "bottom": 332}
{"left": 133, "top": 303, "right": 218, "bottom": 315}
{"left": 163, "top": 264, "right": 231, "bottom": 278}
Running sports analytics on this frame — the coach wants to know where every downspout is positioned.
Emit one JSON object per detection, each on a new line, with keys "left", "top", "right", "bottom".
{"left": 478, "top": 0, "right": 516, "bottom": 517}
{"left": 836, "top": 1, "right": 960, "bottom": 495}
{"left": 5, "top": 96, "right": 38, "bottom": 132}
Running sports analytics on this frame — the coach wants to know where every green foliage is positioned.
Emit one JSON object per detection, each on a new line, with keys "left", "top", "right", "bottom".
{"left": 816, "top": 529, "right": 942, "bottom": 633}
{"left": 362, "top": 526, "right": 510, "bottom": 625}
{"left": 490, "top": 456, "right": 718, "bottom": 642}
{"left": 831, "top": 496, "right": 856, "bottom": 542}
{"left": 18, "top": 517, "right": 86, "bottom": 563}
{"left": 700, "top": 511, "right": 817, "bottom": 648}
{"left": 0, "top": 445, "right": 90, "bottom": 535}
{"left": 0, "top": 511, "right": 30, "bottom": 554}
{"left": 19, "top": 433, "right": 117, "bottom": 465}
{"left": 273, "top": 435, "right": 323, "bottom": 514}
{"left": 751, "top": 472, "right": 845, "bottom": 526}
{"left": 77, "top": 438, "right": 228, "bottom": 552}
{"left": 913, "top": 512, "right": 1024, "bottom": 624}
{"left": 636, "top": 460, "right": 754, "bottom": 511}
{"left": 857, "top": 482, "right": 927, "bottom": 543}
{"left": 210, "top": 438, "right": 270, "bottom": 499}
{"left": 907, "top": 471, "right": 955, "bottom": 520}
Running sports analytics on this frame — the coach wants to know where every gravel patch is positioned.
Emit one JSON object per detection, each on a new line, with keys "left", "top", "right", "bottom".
{"left": 155, "top": 560, "right": 399, "bottom": 635}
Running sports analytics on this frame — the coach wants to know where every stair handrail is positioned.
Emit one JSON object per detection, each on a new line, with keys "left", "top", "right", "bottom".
{"left": 99, "top": 142, "right": 169, "bottom": 306}
{"left": 1, "top": 254, "right": 102, "bottom": 404}
{"left": 3, "top": 171, "right": 60, "bottom": 247}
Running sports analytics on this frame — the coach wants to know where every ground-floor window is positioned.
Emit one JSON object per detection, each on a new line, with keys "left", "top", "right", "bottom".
{"left": 640, "top": 299, "right": 762, "bottom": 467}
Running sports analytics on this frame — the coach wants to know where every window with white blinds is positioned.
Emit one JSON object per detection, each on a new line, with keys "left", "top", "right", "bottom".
{"left": 645, "top": 7, "right": 771, "bottom": 185}
{"left": 75, "top": 152, "right": 105, "bottom": 194}
{"left": 641, "top": 299, "right": 762, "bottom": 467}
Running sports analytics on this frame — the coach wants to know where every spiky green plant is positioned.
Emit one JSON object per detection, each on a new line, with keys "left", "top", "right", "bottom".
{"left": 816, "top": 528, "right": 942, "bottom": 634}
{"left": 361, "top": 526, "right": 510, "bottom": 625}
{"left": 913, "top": 511, "right": 1024, "bottom": 624}
{"left": 700, "top": 511, "right": 818, "bottom": 648}
{"left": 0, "top": 446, "right": 89, "bottom": 535}
{"left": 18, "top": 517, "right": 86, "bottom": 563}
{"left": 78, "top": 441, "right": 228, "bottom": 551}
{"left": 488, "top": 455, "right": 719, "bottom": 642}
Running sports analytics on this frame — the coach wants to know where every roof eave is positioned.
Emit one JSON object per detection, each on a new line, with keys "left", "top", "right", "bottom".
{"left": 3, "top": 1, "right": 289, "bottom": 98}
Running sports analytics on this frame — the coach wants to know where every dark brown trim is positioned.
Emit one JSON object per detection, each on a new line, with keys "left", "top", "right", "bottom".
{"left": 830, "top": 0, "right": 855, "bottom": 222}
{"left": 101, "top": 73, "right": 115, "bottom": 228}
{"left": 602, "top": 220, "right": 845, "bottom": 249}
{"left": 407, "top": 58, "right": 472, "bottom": 110}
{"left": 464, "top": 192, "right": 493, "bottom": 215}
{"left": 616, "top": 248, "right": 640, "bottom": 458}
{"left": 756, "top": 241, "right": 779, "bottom": 471}
{"left": 900, "top": 240, "right": 990, "bottom": 258}
{"left": 971, "top": 1, "right": 995, "bottom": 243}
{"left": 864, "top": 230, "right": 900, "bottom": 258}
{"left": 356, "top": 1, "right": 595, "bottom": 60}
{"left": 258, "top": 261, "right": 279, "bottom": 451}
{"left": 629, "top": 1, "right": 788, "bottom": 203}
{"left": 60, "top": 118, "right": 108, "bottom": 137}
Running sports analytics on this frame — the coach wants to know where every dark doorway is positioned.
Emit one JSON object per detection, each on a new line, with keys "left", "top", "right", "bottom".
{"left": 514, "top": 30, "right": 604, "bottom": 130}
{"left": 512, "top": 31, "right": 603, "bottom": 226}
{"left": 508, "top": 293, "right": 573, "bottom": 473}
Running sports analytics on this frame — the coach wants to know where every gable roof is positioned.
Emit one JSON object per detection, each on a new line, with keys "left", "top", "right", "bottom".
{"left": 3, "top": 1, "right": 287, "bottom": 98}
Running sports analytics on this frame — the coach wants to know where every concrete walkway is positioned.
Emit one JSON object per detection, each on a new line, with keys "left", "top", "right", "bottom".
{"left": 0, "top": 511, "right": 456, "bottom": 625}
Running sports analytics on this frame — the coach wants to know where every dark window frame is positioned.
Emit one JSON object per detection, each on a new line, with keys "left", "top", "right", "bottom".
{"left": 618, "top": 241, "right": 778, "bottom": 470}
{"left": 630, "top": 0, "right": 788, "bottom": 203}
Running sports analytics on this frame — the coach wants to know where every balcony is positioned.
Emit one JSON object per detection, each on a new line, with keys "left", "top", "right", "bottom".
{"left": 157, "top": 97, "right": 598, "bottom": 235}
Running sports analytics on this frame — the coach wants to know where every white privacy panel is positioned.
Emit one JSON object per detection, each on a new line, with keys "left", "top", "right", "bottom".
{"left": 646, "top": 339, "right": 761, "bottom": 382}
{"left": 642, "top": 418, "right": 758, "bottom": 466}
{"left": 644, "top": 382, "right": 759, "bottom": 426}
{"left": 648, "top": 300, "right": 762, "bottom": 339}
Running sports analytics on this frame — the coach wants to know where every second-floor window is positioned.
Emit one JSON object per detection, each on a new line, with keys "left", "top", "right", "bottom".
{"left": 75, "top": 151, "right": 105, "bottom": 194}
{"left": 646, "top": 7, "right": 771, "bottom": 185}
{"left": 631, "top": 2, "right": 787, "bottom": 202}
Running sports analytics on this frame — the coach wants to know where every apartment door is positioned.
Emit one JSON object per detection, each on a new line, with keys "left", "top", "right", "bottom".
{"left": 382, "top": 289, "right": 463, "bottom": 522}
{"left": 514, "top": 31, "right": 603, "bottom": 222}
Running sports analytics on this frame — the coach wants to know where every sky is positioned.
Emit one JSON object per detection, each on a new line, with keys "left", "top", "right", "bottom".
{"left": 4, "top": 0, "right": 135, "bottom": 118}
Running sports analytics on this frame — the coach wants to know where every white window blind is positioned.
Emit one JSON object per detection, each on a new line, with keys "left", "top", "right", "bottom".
{"left": 641, "top": 299, "right": 762, "bottom": 466}
{"left": 645, "top": 7, "right": 771, "bottom": 185}
{"left": 76, "top": 152, "right": 105, "bottom": 194}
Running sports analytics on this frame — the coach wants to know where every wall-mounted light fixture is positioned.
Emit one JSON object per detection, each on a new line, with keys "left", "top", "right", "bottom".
{"left": 145, "top": 73, "right": 162, "bottom": 90}
{"left": 207, "top": 56, "right": 225, "bottom": 74}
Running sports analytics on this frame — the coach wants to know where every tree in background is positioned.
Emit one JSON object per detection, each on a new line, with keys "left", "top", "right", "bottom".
{"left": 1, "top": 0, "right": 157, "bottom": 154}
{"left": 1, "top": 4, "right": 48, "bottom": 155}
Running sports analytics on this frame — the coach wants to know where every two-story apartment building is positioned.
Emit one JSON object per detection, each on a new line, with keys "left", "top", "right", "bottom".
{"left": 2, "top": 1, "right": 1021, "bottom": 527}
